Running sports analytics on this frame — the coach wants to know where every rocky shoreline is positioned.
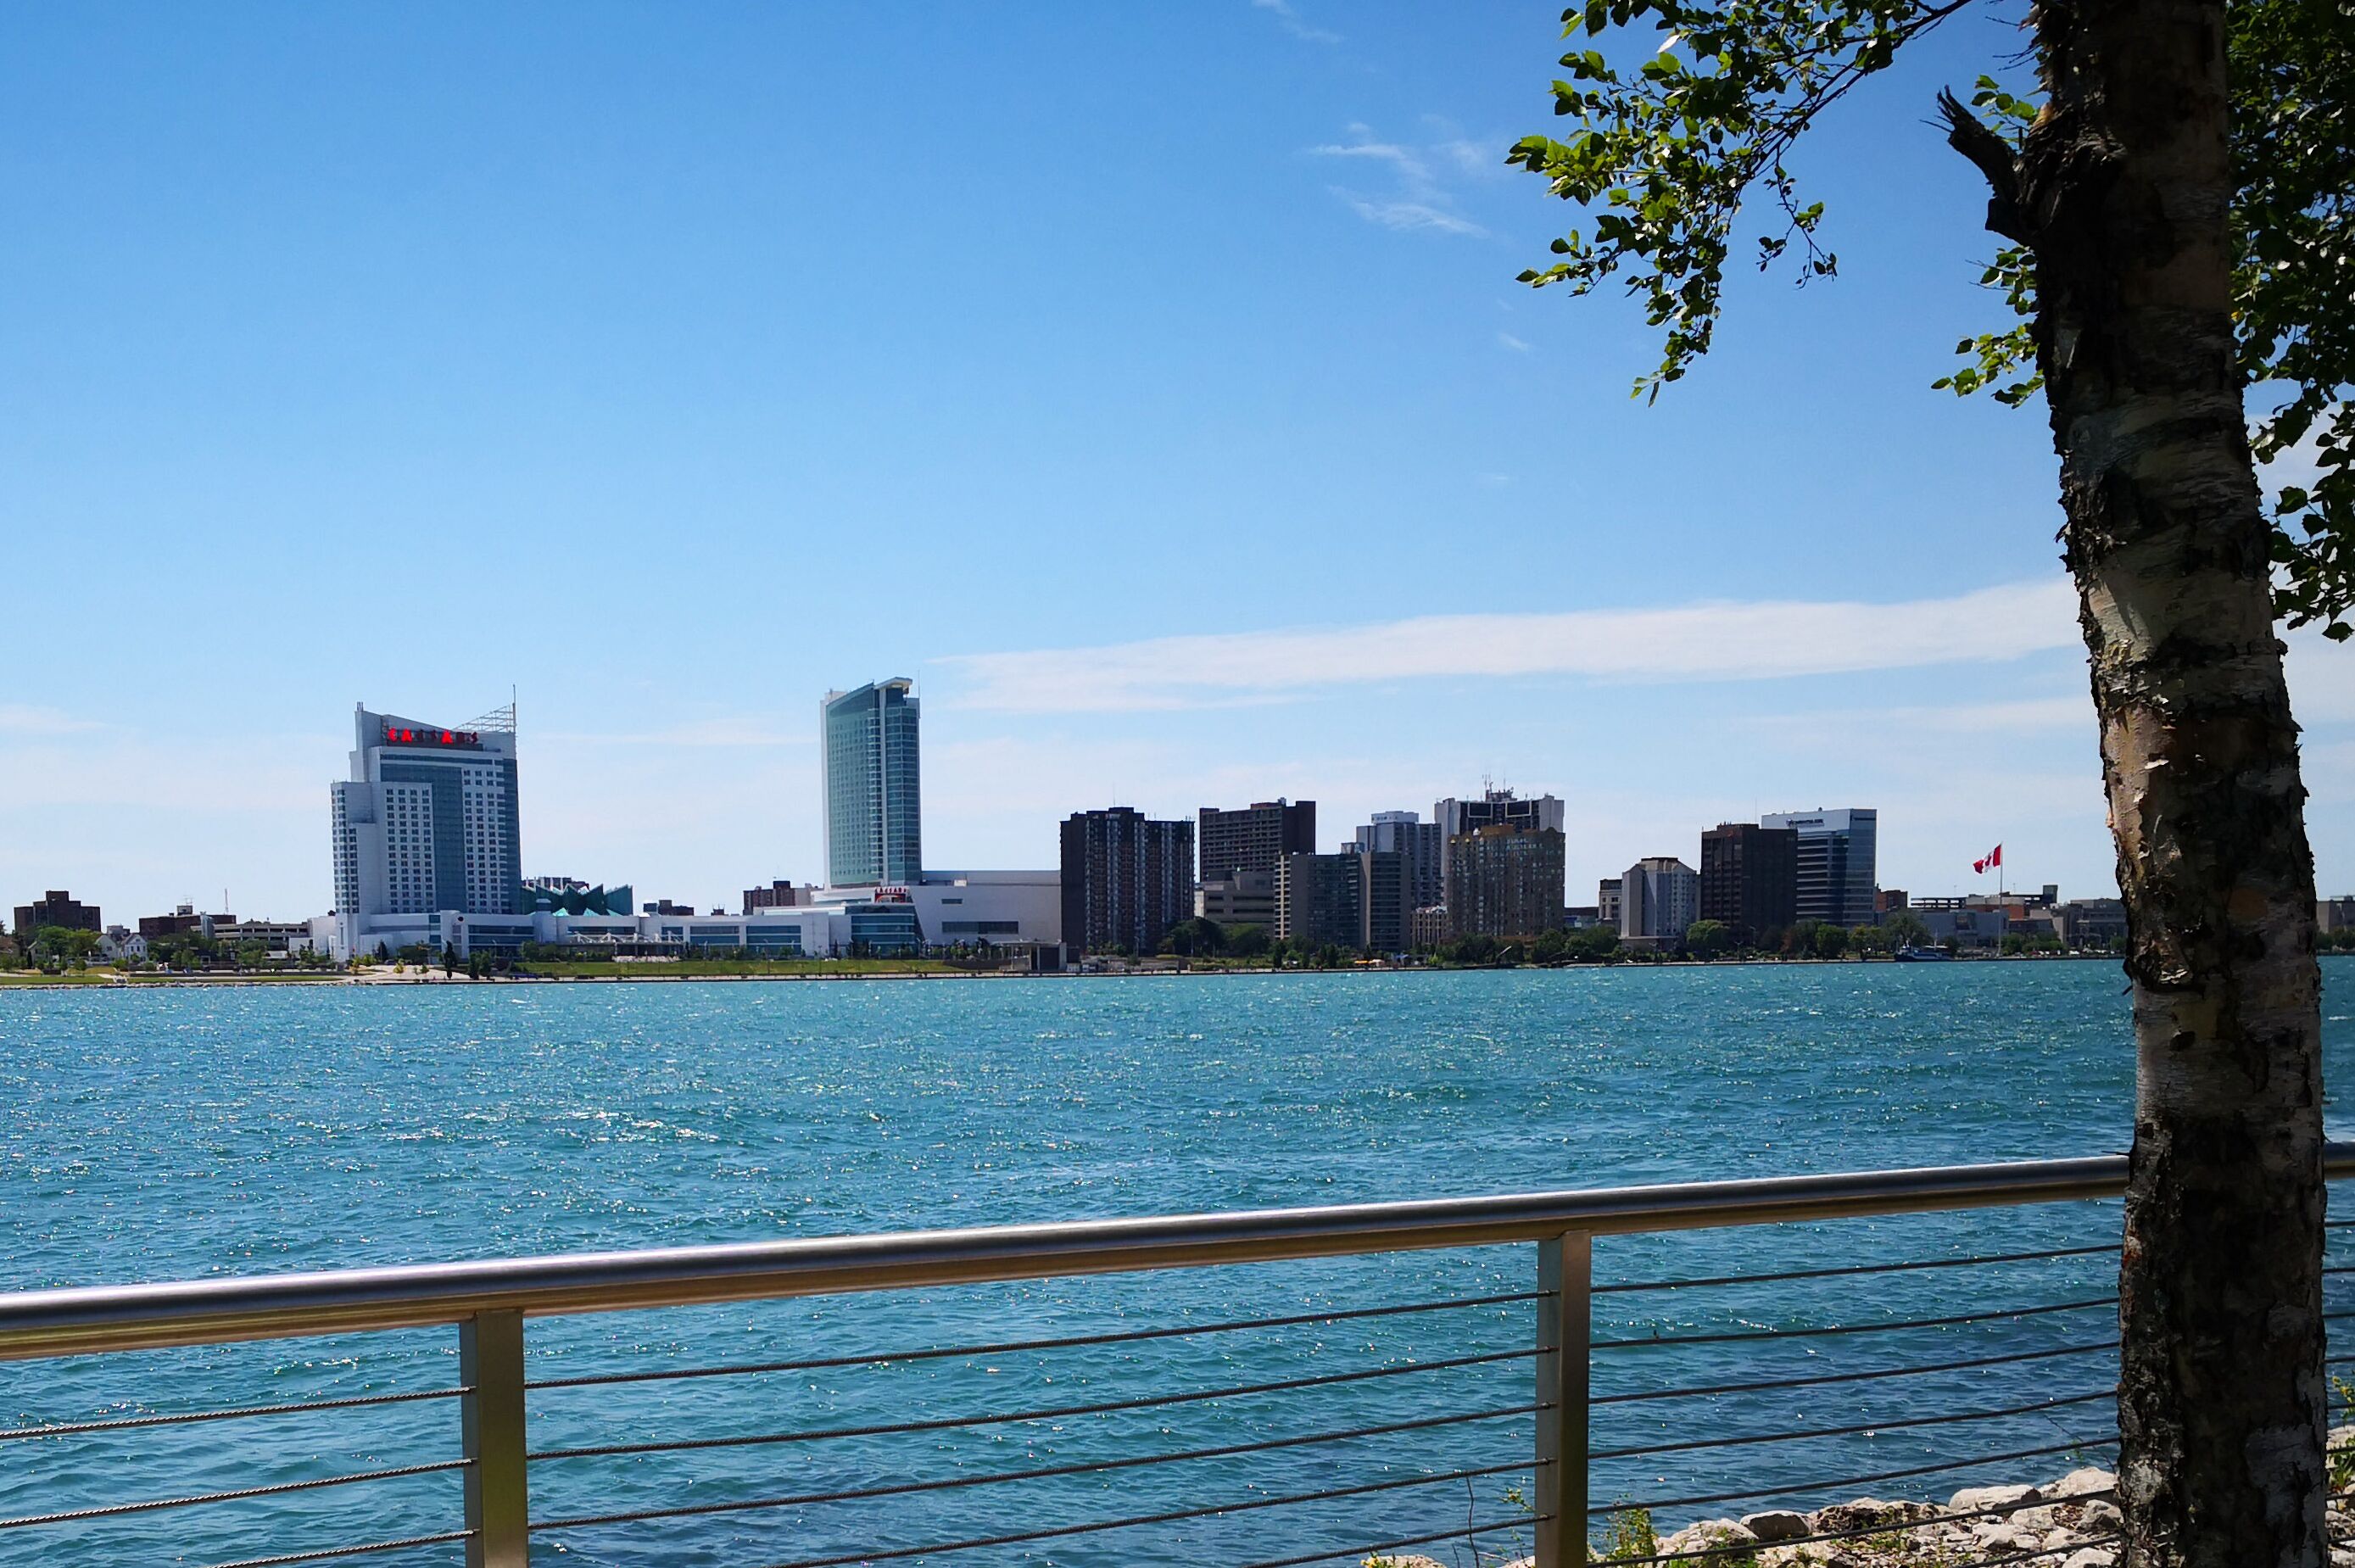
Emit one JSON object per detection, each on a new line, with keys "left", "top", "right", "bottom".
{"left": 1375, "top": 1463, "right": 2229, "bottom": 1568}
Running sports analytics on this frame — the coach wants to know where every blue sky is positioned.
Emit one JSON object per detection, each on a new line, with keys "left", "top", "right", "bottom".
{"left": 4, "top": 2, "right": 2348, "bottom": 922}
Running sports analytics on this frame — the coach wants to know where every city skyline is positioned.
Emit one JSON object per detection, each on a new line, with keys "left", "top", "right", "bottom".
{"left": 5, "top": 7, "right": 2352, "bottom": 921}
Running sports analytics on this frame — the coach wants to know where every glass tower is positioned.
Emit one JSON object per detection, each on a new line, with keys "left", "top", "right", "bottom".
{"left": 822, "top": 679, "right": 923, "bottom": 887}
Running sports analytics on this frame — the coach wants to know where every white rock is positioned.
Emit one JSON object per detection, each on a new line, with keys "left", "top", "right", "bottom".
{"left": 2062, "top": 1549, "right": 2118, "bottom": 1568}
{"left": 1952, "top": 1483, "right": 2042, "bottom": 1514}
{"left": 1971, "top": 1524, "right": 2031, "bottom": 1552}
{"left": 1740, "top": 1511, "right": 1809, "bottom": 1543}
{"left": 2077, "top": 1498, "right": 2124, "bottom": 1532}
{"left": 2046, "top": 1466, "right": 2118, "bottom": 1499}
{"left": 1809, "top": 1498, "right": 1935, "bottom": 1533}
{"left": 1658, "top": 1520, "right": 1760, "bottom": 1559}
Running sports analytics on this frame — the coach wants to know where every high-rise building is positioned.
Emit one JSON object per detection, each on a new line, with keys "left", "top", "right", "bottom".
{"left": 1198, "top": 799, "right": 1315, "bottom": 885}
{"left": 1761, "top": 808, "right": 1879, "bottom": 928}
{"left": 823, "top": 679, "right": 923, "bottom": 888}
{"left": 332, "top": 704, "right": 521, "bottom": 917}
{"left": 1621, "top": 857, "right": 1699, "bottom": 941}
{"left": 1598, "top": 878, "right": 1623, "bottom": 929}
{"left": 1060, "top": 807, "right": 1193, "bottom": 953}
{"left": 1358, "top": 849, "right": 1410, "bottom": 952}
{"left": 328, "top": 702, "right": 522, "bottom": 959}
{"left": 1698, "top": 823, "right": 1799, "bottom": 940}
{"left": 1276, "top": 851, "right": 1365, "bottom": 949}
{"left": 1447, "top": 823, "right": 1567, "bottom": 940}
{"left": 1353, "top": 812, "right": 1443, "bottom": 912}
{"left": 1437, "top": 790, "right": 1565, "bottom": 912}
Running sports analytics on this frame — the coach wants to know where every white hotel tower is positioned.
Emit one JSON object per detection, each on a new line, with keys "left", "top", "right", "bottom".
{"left": 326, "top": 701, "right": 522, "bottom": 959}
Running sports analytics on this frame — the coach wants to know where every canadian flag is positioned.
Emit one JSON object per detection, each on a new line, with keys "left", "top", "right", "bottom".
{"left": 1973, "top": 844, "right": 2004, "bottom": 875}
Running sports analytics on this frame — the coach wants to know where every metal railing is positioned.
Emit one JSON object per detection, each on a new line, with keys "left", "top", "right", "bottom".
{"left": 1, "top": 1146, "right": 2348, "bottom": 1568}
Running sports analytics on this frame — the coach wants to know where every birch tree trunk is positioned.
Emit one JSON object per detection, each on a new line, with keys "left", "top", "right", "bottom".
{"left": 1985, "top": 0, "right": 2327, "bottom": 1561}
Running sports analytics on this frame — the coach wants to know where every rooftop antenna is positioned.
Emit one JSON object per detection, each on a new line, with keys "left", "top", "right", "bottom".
{"left": 466, "top": 693, "right": 518, "bottom": 734}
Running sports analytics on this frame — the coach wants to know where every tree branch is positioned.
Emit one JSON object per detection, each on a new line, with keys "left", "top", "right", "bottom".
{"left": 1937, "top": 88, "right": 2031, "bottom": 243}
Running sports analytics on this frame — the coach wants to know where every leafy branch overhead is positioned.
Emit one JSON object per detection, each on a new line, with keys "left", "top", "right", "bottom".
{"left": 1508, "top": 0, "right": 2355, "bottom": 638}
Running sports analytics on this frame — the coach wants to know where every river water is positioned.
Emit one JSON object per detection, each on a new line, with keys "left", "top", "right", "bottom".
{"left": 4, "top": 964, "right": 2351, "bottom": 1565}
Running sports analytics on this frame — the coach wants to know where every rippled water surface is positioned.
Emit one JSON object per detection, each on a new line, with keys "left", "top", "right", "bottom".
{"left": 4, "top": 964, "right": 2352, "bottom": 1566}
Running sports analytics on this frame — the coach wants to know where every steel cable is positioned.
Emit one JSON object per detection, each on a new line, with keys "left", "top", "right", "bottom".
{"left": 1596, "top": 1243, "right": 2121, "bottom": 1295}
{"left": 200, "top": 1530, "right": 476, "bottom": 1568}
{"left": 533, "top": 1401, "right": 1543, "bottom": 1532}
{"left": 1592, "top": 1388, "right": 2113, "bottom": 1460}
{"left": 1594, "top": 1297, "right": 2114, "bottom": 1350}
{"left": 745, "top": 1458, "right": 1538, "bottom": 1568}
{"left": 530, "top": 1346, "right": 1537, "bottom": 1463}
{"left": 1593, "top": 1338, "right": 2118, "bottom": 1404}
{"left": 0, "top": 1386, "right": 469, "bottom": 1443}
{"left": 527, "top": 1291, "right": 1544, "bottom": 1392}
{"left": 0, "top": 1459, "right": 471, "bottom": 1531}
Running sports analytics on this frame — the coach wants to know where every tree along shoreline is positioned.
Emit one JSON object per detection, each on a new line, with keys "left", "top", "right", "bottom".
{"left": 6, "top": 951, "right": 2349, "bottom": 993}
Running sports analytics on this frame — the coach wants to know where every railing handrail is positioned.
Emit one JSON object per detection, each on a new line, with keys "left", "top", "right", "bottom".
{"left": 5, "top": 1144, "right": 2348, "bottom": 1361}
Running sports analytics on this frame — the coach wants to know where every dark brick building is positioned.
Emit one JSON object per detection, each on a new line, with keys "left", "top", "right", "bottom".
{"left": 1699, "top": 823, "right": 1799, "bottom": 941}
{"left": 1197, "top": 799, "right": 1315, "bottom": 885}
{"left": 1061, "top": 807, "right": 1195, "bottom": 954}
{"left": 13, "top": 890, "right": 99, "bottom": 937}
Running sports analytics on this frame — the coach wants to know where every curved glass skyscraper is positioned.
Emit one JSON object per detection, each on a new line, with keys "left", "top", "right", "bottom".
{"left": 822, "top": 679, "right": 922, "bottom": 888}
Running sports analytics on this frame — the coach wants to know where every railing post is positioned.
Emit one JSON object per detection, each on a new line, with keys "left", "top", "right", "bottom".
{"left": 1536, "top": 1230, "right": 1590, "bottom": 1568}
{"left": 460, "top": 1309, "right": 530, "bottom": 1568}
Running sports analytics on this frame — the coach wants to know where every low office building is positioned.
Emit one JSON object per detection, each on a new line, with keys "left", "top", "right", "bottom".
{"left": 139, "top": 904, "right": 234, "bottom": 939}
{"left": 2319, "top": 896, "right": 2355, "bottom": 932}
{"left": 13, "top": 890, "right": 99, "bottom": 936}
{"left": 214, "top": 920, "right": 319, "bottom": 957}
{"left": 1197, "top": 868, "right": 1276, "bottom": 930}
{"left": 744, "top": 880, "right": 817, "bottom": 912}
{"left": 1917, "top": 906, "right": 2007, "bottom": 948}
{"left": 1409, "top": 905, "right": 1449, "bottom": 951}
{"left": 2061, "top": 898, "right": 2129, "bottom": 948}
{"left": 512, "top": 871, "right": 1060, "bottom": 962}
{"left": 1598, "top": 879, "right": 1622, "bottom": 929}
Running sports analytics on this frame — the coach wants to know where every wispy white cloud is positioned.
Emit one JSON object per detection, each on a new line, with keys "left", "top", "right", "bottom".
{"left": 1251, "top": 0, "right": 1339, "bottom": 44}
{"left": 1338, "top": 194, "right": 1487, "bottom": 237}
{"left": 935, "top": 578, "right": 2083, "bottom": 714}
{"left": 1497, "top": 331, "right": 1532, "bottom": 352}
{"left": 0, "top": 704, "right": 106, "bottom": 738}
{"left": 1313, "top": 125, "right": 1487, "bottom": 238}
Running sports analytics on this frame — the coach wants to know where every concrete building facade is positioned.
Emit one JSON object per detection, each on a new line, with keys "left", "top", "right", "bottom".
{"left": 1621, "top": 857, "right": 1699, "bottom": 942}
{"left": 1197, "top": 868, "right": 1276, "bottom": 930}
